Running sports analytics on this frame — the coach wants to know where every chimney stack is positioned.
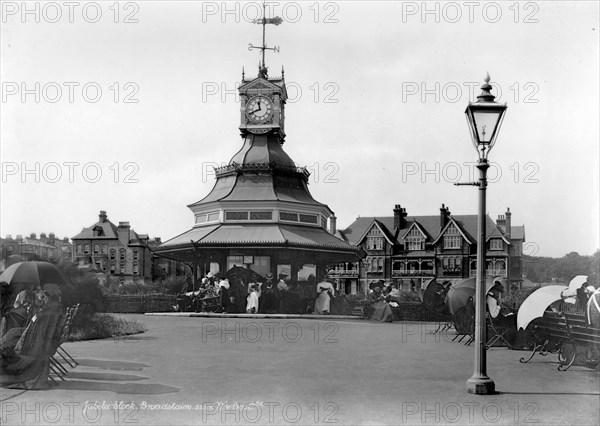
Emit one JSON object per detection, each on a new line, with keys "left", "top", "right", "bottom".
{"left": 118, "top": 221, "right": 131, "bottom": 245}
{"left": 6, "top": 234, "right": 12, "bottom": 240}
{"left": 329, "top": 214, "right": 337, "bottom": 235}
{"left": 99, "top": 210, "right": 107, "bottom": 223}
{"left": 496, "top": 214, "right": 506, "bottom": 232}
{"left": 63, "top": 237, "right": 69, "bottom": 242}
{"left": 505, "top": 208, "right": 512, "bottom": 240}
{"left": 40, "top": 232, "right": 47, "bottom": 239}
{"left": 49, "top": 233, "right": 55, "bottom": 245}
{"left": 393, "top": 205, "right": 402, "bottom": 229}
{"left": 401, "top": 208, "right": 408, "bottom": 228}
{"left": 154, "top": 237, "right": 162, "bottom": 244}
{"left": 30, "top": 233, "right": 36, "bottom": 239}
{"left": 16, "top": 234, "right": 22, "bottom": 241}
{"left": 440, "top": 204, "right": 451, "bottom": 228}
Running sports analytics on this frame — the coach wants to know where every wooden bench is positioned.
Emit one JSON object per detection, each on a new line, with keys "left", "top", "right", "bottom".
{"left": 519, "top": 312, "right": 571, "bottom": 369}
{"left": 562, "top": 312, "right": 600, "bottom": 370}
{"left": 520, "top": 311, "right": 600, "bottom": 371}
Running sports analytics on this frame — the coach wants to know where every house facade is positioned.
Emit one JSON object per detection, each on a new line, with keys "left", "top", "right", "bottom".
{"left": 330, "top": 204, "right": 525, "bottom": 295}
{"left": 71, "top": 211, "right": 154, "bottom": 284}
{"left": 0, "top": 233, "right": 72, "bottom": 266}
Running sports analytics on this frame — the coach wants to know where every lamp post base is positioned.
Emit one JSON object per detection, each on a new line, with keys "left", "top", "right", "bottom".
{"left": 466, "top": 377, "right": 496, "bottom": 395}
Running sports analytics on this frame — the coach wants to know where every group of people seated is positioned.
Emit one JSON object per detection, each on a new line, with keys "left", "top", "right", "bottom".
{"left": 365, "top": 282, "right": 402, "bottom": 322}
{"left": 178, "top": 272, "right": 343, "bottom": 315}
{"left": 0, "top": 283, "right": 65, "bottom": 389}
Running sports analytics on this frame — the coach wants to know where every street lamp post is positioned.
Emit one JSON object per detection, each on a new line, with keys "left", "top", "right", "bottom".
{"left": 458, "top": 74, "right": 507, "bottom": 395}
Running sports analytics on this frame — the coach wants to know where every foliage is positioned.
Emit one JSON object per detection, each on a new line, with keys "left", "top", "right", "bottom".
{"left": 102, "top": 276, "right": 187, "bottom": 295}
{"left": 502, "top": 286, "right": 538, "bottom": 310}
{"left": 523, "top": 250, "right": 599, "bottom": 288}
{"left": 69, "top": 310, "right": 146, "bottom": 341}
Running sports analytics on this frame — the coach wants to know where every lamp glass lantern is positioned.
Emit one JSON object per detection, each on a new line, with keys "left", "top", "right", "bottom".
{"left": 465, "top": 75, "right": 507, "bottom": 160}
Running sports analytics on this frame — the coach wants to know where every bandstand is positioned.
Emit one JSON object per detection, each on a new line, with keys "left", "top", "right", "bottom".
{"left": 154, "top": 14, "right": 363, "bottom": 284}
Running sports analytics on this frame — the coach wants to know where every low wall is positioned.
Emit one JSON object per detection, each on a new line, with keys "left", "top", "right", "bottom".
{"left": 396, "top": 303, "right": 452, "bottom": 322}
{"left": 104, "top": 296, "right": 451, "bottom": 321}
{"left": 104, "top": 294, "right": 176, "bottom": 313}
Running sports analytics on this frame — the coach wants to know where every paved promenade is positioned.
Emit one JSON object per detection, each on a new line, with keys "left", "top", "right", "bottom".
{"left": 1, "top": 315, "right": 598, "bottom": 425}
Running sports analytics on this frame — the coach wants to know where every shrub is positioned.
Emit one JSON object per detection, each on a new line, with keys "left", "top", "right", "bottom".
{"left": 69, "top": 312, "right": 146, "bottom": 341}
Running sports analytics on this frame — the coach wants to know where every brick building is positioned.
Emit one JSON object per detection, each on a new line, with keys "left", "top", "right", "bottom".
{"left": 0, "top": 233, "right": 72, "bottom": 266}
{"left": 71, "top": 211, "right": 154, "bottom": 284}
{"left": 330, "top": 204, "right": 525, "bottom": 295}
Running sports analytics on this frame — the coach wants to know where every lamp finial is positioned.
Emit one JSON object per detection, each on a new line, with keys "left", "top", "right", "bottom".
{"left": 477, "top": 73, "right": 495, "bottom": 103}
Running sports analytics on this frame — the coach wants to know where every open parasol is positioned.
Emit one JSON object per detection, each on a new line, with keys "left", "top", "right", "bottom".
{"left": 445, "top": 277, "right": 502, "bottom": 315}
{"left": 516, "top": 285, "right": 567, "bottom": 331}
{"left": 0, "top": 261, "right": 67, "bottom": 287}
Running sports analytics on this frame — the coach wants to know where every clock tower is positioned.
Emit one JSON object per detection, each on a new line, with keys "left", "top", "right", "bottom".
{"left": 238, "top": 64, "right": 287, "bottom": 142}
{"left": 155, "top": 4, "right": 364, "bottom": 288}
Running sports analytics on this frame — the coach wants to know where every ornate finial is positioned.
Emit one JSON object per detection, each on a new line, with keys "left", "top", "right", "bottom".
{"left": 258, "top": 60, "right": 268, "bottom": 79}
{"left": 281, "top": 65, "right": 285, "bottom": 78}
{"left": 476, "top": 73, "right": 496, "bottom": 103}
{"left": 242, "top": 67, "right": 245, "bottom": 81}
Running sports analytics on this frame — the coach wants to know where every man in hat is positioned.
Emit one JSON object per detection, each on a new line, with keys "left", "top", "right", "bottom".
{"left": 486, "top": 281, "right": 504, "bottom": 319}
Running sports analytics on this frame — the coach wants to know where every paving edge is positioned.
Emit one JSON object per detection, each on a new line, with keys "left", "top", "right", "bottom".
{"left": 144, "top": 312, "right": 361, "bottom": 320}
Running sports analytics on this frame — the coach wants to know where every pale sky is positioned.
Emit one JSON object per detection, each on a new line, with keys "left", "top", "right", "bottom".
{"left": 1, "top": 1, "right": 599, "bottom": 257}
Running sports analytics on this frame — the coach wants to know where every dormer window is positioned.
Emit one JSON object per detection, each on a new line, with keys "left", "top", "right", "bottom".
{"left": 406, "top": 227, "right": 425, "bottom": 251}
{"left": 366, "top": 227, "right": 384, "bottom": 250}
{"left": 490, "top": 238, "right": 503, "bottom": 250}
{"left": 443, "top": 223, "right": 462, "bottom": 249}
{"left": 93, "top": 226, "right": 104, "bottom": 237}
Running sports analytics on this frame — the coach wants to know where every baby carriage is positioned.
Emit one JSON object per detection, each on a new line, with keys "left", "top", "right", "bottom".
{"left": 197, "top": 287, "right": 223, "bottom": 313}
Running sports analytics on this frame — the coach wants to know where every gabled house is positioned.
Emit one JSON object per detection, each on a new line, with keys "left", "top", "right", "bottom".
{"left": 331, "top": 204, "right": 525, "bottom": 295}
{"left": 72, "top": 211, "right": 153, "bottom": 284}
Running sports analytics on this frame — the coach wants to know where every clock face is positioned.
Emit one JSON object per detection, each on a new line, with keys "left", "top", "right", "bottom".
{"left": 246, "top": 96, "right": 273, "bottom": 124}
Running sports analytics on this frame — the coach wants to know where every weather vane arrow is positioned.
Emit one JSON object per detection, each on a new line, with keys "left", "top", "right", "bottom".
{"left": 247, "top": 2, "right": 282, "bottom": 78}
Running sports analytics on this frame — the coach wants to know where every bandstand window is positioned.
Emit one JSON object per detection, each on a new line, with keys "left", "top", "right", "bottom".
{"left": 249, "top": 211, "right": 273, "bottom": 220}
{"left": 227, "top": 256, "right": 244, "bottom": 271}
{"left": 299, "top": 214, "right": 318, "bottom": 224}
{"left": 225, "top": 211, "right": 249, "bottom": 221}
{"left": 249, "top": 256, "right": 270, "bottom": 277}
{"left": 280, "top": 212, "right": 299, "bottom": 222}
{"left": 277, "top": 264, "right": 291, "bottom": 279}
{"left": 209, "top": 263, "right": 220, "bottom": 275}
{"left": 196, "top": 211, "right": 220, "bottom": 223}
{"left": 297, "top": 264, "right": 316, "bottom": 281}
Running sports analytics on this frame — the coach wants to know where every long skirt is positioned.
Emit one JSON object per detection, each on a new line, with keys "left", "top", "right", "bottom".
{"left": 246, "top": 292, "right": 259, "bottom": 313}
{"left": 370, "top": 301, "right": 393, "bottom": 322}
{"left": 314, "top": 292, "right": 331, "bottom": 314}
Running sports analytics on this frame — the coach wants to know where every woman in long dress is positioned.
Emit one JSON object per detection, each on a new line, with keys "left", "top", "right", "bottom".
{"left": 246, "top": 282, "right": 261, "bottom": 314}
{"left": 314, "top": 280, "right": 335, "bottom": 315}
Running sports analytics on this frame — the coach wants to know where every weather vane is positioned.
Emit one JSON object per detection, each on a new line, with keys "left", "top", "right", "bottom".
{"left": 248, "top": 2, "right": 282, "bottom": 78}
